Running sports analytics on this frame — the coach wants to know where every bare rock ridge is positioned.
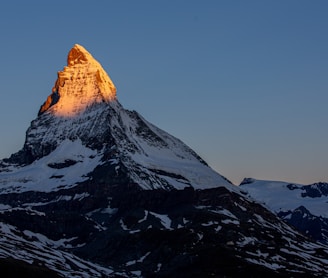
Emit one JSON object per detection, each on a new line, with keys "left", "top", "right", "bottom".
{"left": 39, "top": 44, "right": 116, "bottom": 117}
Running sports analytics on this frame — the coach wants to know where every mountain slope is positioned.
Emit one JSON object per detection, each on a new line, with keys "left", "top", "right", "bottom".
{"left": 0, "top": 222, "right": 116, "bottom": 277}
{"left": 0, "top": 44, "right": 328, "bottom": 277}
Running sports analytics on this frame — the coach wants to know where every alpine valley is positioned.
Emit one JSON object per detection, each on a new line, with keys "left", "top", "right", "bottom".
{"left": 0, "top": 44, "right": 327, "bottom": 277}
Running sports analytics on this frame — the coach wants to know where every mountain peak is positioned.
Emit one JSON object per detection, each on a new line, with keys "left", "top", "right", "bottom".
{"left": 67, "top": 44, "right": 96, "bottom": 66}
{"left": 39, "top": 44, "right": 116, "bottom": 117}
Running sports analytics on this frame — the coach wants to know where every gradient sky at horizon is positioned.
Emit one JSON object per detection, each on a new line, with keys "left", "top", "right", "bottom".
{"left": 0, "top": 1, "right": 327, "bottom": 185}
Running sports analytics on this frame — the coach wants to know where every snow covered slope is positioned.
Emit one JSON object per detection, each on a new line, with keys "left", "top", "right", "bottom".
{"left": 0, "top": 222, "right": 116, "bottom": 277}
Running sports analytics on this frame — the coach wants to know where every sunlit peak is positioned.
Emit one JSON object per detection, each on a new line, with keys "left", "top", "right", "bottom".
{"left": 39, "top": 44, "right": 116, "bottom": 117}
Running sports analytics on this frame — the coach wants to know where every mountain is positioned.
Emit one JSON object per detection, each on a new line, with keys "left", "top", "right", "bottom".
{"left": 4, "top": 44, "right": 230, "bottom": 192}
{"left": 240, "top": 178, "right": 328, "bottom": 245}
{"left": 1, "top": 44, "right": 328, "bottom": 277}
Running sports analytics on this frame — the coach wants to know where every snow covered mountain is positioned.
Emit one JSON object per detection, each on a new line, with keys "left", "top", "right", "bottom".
{"left": 241, "top": 178, "right": 328, "bottom": 245}
{"left": 0, "top": 44, "right": 328, "bottom": 277}
{"left": 3, "top": 44, "right": 231, "bottom": 192}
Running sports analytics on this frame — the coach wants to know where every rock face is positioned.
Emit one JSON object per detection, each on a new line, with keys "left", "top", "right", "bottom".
{"left": 39, "top": 44, "right": 116, "bottom": 117}
{"left": 1, "top": 44, "right": 328, "bottom": 277}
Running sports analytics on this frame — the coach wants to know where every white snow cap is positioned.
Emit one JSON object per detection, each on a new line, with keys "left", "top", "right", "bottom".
{"left": 39, "top": 44, "right": 116, "bottom": 117}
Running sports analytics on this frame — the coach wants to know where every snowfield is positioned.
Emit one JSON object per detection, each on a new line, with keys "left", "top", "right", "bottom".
{"left": 0, "top": 139, "right": 102, "bottom": 193}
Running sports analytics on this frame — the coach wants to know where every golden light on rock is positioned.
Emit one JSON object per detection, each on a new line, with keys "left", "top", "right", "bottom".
{"left": 39, "top": 44, "right": 116, "bottom": 117}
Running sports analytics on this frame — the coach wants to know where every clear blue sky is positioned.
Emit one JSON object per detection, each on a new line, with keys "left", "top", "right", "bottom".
{"left": 0, "top": 1, "right": 327, "bottom": 185}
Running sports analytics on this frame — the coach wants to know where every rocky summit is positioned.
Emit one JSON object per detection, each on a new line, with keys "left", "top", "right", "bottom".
{"left": 39, "top": 44, "right": 116, "bottom": 117}
{"left": 0, "top": 44, "right": 328, "bottom": 277}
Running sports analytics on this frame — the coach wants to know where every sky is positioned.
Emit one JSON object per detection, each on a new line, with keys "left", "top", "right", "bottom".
{"left": 0, "top": 1, "right": 327, "bottom": 185}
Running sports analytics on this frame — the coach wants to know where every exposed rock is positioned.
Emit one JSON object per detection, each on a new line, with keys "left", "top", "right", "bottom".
{"left": 39, "top": 44, "right": 116, "bottom": 117}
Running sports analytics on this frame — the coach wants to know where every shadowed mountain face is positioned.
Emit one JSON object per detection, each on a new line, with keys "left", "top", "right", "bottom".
{"left": 0, "top": 45, "right": 327, "bottom": 277}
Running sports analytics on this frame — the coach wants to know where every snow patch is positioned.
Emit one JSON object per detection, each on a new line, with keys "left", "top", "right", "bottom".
{"left": 149, "top": 211, "right": 172, "bottom": 230}
{"left": 221, "top": 219, "right": 240, "bottom": 225}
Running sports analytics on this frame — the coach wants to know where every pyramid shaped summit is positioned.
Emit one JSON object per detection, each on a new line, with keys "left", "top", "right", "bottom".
{"left": 4, "top": 43, "right": 232, "bottom": 190}
{"left": 39, "top": 44, "right": 116, "bottom": 117}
